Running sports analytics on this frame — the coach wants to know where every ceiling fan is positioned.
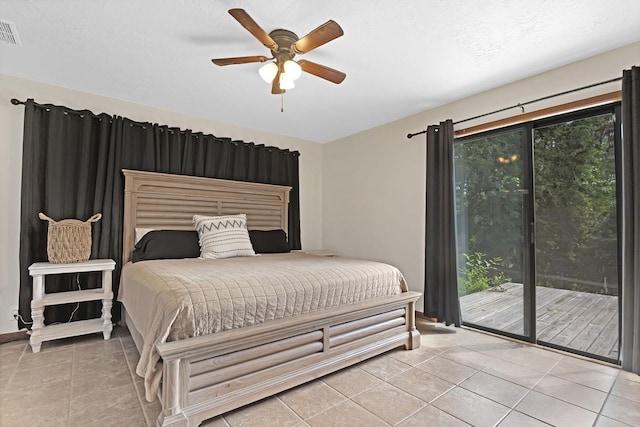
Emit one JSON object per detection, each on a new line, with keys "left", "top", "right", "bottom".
{"left": 212, "top": 9, "right": 346, "bottom": 95}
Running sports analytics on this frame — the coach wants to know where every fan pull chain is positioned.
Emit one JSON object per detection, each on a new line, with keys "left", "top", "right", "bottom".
{"left": 281, "top": 93, "right": 284, "bottom": 113}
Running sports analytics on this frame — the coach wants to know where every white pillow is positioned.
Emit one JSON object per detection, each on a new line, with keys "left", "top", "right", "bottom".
{"left": 193, "top": 214, "right": 256, "bottom": 259}
{"left": 135, "top": 227, "right": 155, "bottom": 244}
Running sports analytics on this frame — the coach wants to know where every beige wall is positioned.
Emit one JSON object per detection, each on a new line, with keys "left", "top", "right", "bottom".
{"left": 0, "top": 74, "right": 323, "bottom": 334}
{"left": 322, "top": 41, "right": 640, "bottom": 311}
{"left": 2, "top": 41, "right": 638, "bottom": 334}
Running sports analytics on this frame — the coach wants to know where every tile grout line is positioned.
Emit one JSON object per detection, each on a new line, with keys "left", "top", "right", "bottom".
{"left": 393, "top": 383, "right": 467, "bottom": 426}
{"left": 219, "top": 414, "right": 231, "bottom": 427}
{"left": 391, "top": 401, "right": 429, "bottom": 426}
{"left": 493, "top": 355, "right": 563, "bottom": 427}
{"left": 428, "top": 347, "right": 563, "bottom": 426}
{"left": 594, "top": 392, "right": 614, "bottom": 426}
{"left": 274, "top": 395, "right": 311, "bottom": 427}
{"left": 400, "top": 349, "right": 508, "bottom": 425}
{"left": 497, "top": 353, "right": 614, "bottom": 426}
{"left": 2, "top": 342, "right": 27, "bottom": 403}
{"left": 532, "top": 372, "right": 613, "bottom": 414}
{"left": 459, "top": 324, "right": 621, "bottom": 370}
{"left": 7, "top": 324, "right": 632, "bottom": 427}
{"left": 295, "top": 371, "right": 383, "bottom": 424}
{"left": 292, "top": 371, "right": 393, "bottom": 426}
{"left": 449, "top": 342, "right": 622, "bottom": 412}
{"left": 67, "top": 342, "right": 76, "bottom": 427}
{"left": 352, "top": 380, "right": 429, "bottom": 426}
{"left": 344, "top": 397, "right": 392, "bottom": 427}
{"left": 541, "top": 353, "right": 621, "bottom": 402}
{"left": 458, "top": 369, "right": 516, "bottom": 427}
{"left": 391, "top": 342, "right": 480, "bottom": 425}
{"left": 593, "top": 373, "right": 635, "bottom": 427}
{"left": 592, "top": 395, "right": 636, "bottom": 427}
{"left": 119, "top": 334, "right": 154, "bottom": 426}
{"left": 323, "top": 370, "right": 383, "bottom": 401}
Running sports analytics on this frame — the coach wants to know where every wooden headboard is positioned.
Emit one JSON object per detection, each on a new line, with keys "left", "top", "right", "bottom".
{"left": 122, "top": 169, "right": 291, "bottom": 263}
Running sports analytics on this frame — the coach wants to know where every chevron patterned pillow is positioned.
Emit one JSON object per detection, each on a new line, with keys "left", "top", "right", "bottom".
{"left": 193, "top": 214, "right": 256, "bottom": 259}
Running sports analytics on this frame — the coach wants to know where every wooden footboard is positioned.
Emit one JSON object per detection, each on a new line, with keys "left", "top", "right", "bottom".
{"left": 156, "top": 291, "right": 421, "bottom": 427}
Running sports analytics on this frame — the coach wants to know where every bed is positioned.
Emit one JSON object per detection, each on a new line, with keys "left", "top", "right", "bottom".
{"left": 118, "top": 169, "right": 421, "bottom": 427}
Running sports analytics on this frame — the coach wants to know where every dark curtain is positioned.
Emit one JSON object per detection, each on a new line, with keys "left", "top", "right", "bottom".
{"left": 19, "top": 100, "right": 301, "bottom": 327}
{"left": 621, "top": 66, "right": 640, "bottom": 373}
{"left": 424, "top": 119, "right": 461, "bottom": 326}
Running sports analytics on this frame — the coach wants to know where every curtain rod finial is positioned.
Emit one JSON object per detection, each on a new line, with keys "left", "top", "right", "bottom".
{"left": 407, "top": 129, "right": 427, "bottom": 139}
{"left": 11, "top": 98, "right": 22, "bottom": 105}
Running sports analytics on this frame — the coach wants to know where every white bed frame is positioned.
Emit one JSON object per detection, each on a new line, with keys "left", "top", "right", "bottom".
{"left": 121, "top": 169, "right": 421, "bottom": 427}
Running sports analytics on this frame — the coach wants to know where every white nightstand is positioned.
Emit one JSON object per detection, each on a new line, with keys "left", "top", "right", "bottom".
{"left": 28, "top": 259, "right": 115, "bottom": 353}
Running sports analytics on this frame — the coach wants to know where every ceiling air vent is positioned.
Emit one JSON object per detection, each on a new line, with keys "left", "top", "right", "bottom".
{"left": 0, "top": 20, "right": 21, "bottom": 46}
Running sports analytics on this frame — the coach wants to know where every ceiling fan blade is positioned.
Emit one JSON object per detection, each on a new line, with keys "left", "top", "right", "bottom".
{"left": 228, "top": 9, "right": 278, "bottom": 51}
{"left": 211, "top": 56, "right": 268, "bottom": 66}
{"left": 272, "top": 70, "right": 285, "bottom": 94}
{"left": 291, "top": 20, "right": 343, "bottom": 54}
{"left": 298, "top": 60, "right": 346, "bottom": 84}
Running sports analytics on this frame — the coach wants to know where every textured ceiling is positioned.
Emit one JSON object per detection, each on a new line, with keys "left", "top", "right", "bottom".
{"left": 2, "top": 0, "right": 639, "bottom": 143}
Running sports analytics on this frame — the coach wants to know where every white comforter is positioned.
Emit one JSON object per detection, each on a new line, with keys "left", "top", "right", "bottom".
{"left": 118, "top": 252, "right": 407, "bottom": 400}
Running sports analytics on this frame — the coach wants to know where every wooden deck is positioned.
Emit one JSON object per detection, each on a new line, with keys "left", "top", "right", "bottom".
{"left": 459, "top": 282, "right": 619, "bottom": 360}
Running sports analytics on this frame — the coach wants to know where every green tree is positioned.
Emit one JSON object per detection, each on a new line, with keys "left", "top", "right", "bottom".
{"left": 533, "top": 114, "right": 617, "bottom": 294}
{"left": 454, "top": 112, "right": 618, "bottom": 297}
{"left": 454, "top": 129, "right": 526, "bottom": 288}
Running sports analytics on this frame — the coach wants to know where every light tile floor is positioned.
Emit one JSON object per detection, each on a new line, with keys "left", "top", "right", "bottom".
{"left": 1, "top": 320, "right": 639, "bottom": 426}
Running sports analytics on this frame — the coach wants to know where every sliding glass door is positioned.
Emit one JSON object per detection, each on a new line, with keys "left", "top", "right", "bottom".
{"left": 533, "top": 110, "right": 620, "bottom": 360}
{"left": 454, "top": 127, "right": 533, "bottom": 339}
{"left": 454, "top": 105, "right": 621, "bottom": 363}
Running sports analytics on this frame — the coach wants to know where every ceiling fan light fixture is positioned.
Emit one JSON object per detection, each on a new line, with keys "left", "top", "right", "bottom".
{"left": 212, "top": 9, "right": 346, "bottom": 96}
{"left": 279, "top": 73, "right": 295, "bottom": 90}
{"left": 283, "top": 60, "right": 302, "bottom": 80}
{"left": 258, "top": 61, "right": 278, "bottom": 83}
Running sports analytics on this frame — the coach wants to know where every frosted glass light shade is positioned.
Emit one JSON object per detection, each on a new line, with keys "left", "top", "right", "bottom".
{"left": 279, "top": 73, "right": 295, "bottom": 90}
{"left": 283, "top": 60, "right": 302, "bottom": 80}
{"left": 258, "top": 62, "right": 278, "bottom": 83}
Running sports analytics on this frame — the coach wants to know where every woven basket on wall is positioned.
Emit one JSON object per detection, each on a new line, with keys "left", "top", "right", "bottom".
{"left": 39, "top": 213, "right": 102, "bottom": 264}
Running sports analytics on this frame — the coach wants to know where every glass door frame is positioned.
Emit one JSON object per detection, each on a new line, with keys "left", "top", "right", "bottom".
{"left": 530, "top": 104, "right": 622, "bottom": 364}
{"left": 455, "top": 104, "right": 622, "bottom": 365}
{"left": 454, "top": 123, "right": 537, "bottom": 344}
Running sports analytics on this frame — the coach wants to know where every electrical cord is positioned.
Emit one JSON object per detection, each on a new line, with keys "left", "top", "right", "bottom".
{"left": 21, "top": 273, "right": 83, "bottom": 327}
{"left": 54, "top": 272, "right": 82, "bottom": 324}
{"left": 13, "top": 313, "right": 33, "bottom": 325}
{"left": 66, "top": 272, "right": 82, "bottom": 322}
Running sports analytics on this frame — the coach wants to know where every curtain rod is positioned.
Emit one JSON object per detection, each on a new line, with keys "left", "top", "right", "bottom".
{"left": 11, "top": 97, "right": 105, "bottom": 118}
{"left": 406, "top": 76, "right": 623, "bottom": 139}
{"left": 9, "top": 98, "right": 300, "bottom": 155}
